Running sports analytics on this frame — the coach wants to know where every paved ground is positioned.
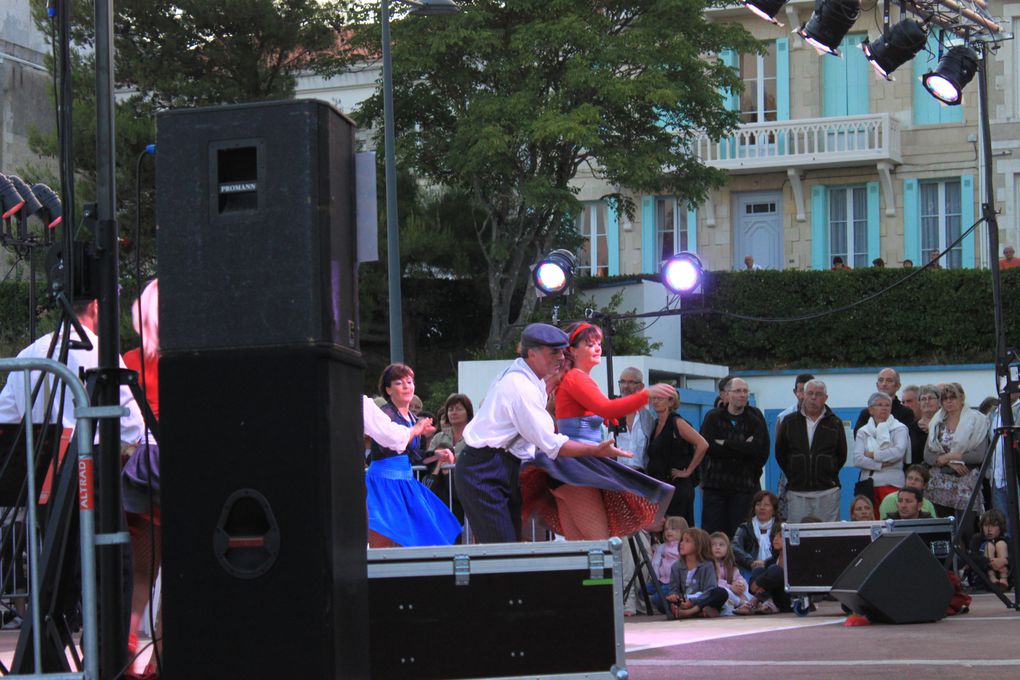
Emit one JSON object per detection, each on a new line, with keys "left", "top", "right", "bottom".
{"left": 624, "top": 593, "right": 1019, "bottom": 679}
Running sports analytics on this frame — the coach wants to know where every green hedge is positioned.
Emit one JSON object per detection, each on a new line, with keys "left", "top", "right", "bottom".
{"left": 676, "top": 268, "right": 1020, "bottom": 369}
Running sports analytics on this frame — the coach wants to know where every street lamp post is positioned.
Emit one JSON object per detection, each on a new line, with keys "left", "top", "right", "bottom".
{"left": 380, "top": 0, "right": 459, "bottom": 364}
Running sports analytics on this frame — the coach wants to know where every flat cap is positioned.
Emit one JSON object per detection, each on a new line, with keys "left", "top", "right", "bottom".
{"left": 520, "top": 323, "right": 569, "bottom": 349}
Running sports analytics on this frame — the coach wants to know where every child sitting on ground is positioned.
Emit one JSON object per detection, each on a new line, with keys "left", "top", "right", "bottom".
{"left": 735, "top": 523, "right": 786, "bottom": 615}
{"left": 969, "top": 509, "right": 1010, "bottom": 588}
{"left": 647, "top": 516, "right": 688, "bottom": 613}
{"left": 665, "top": 528, "right": 729, "bottom": 619}
{"left": 710, "top": 532, "right": 751, "bottom": 615}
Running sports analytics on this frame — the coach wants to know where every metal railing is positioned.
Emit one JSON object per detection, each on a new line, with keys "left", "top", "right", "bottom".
{"left": 0, "top": 357, "right": 106, "bottom": 680}
{"left": 694, "top": 113, "right": 902, "bottom": 172}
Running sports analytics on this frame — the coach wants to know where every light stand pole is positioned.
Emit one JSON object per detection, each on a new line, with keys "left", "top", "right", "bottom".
{"left": 379, "top": 0, "right": 459, "bottom": 364}
{"left": 976, "top": 44, "right": 1020, "bottom": 609}
{"left": 381, "top": 0, "right": 404, "bottom": 363}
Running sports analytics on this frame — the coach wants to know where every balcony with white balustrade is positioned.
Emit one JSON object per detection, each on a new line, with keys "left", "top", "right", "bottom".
{"left": 694, "top": 113, "right": 902, "bottom": 222}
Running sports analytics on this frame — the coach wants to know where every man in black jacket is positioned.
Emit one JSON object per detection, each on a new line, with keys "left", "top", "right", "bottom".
{"left": 852, "top": 367, "right": 915, "bottom": 435}
{"left": 776, "top": 380, "right": 847, "bottom": 522}
{"left": 698, "top": 377, "right": 770, "bottom": 536}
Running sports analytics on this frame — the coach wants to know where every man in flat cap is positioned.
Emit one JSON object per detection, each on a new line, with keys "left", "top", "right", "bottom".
{"left": 455, "top": 323, "right": 627, "bottom": 543}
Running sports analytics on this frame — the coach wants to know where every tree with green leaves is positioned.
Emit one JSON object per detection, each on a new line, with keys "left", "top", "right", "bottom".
{"left": 351, "top": 0, "right": 758, "bottom": 353}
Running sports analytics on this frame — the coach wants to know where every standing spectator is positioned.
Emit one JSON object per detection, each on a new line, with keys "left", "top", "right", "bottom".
{"left": 988, "top": 390, "right": 1020, "bottom": 539}
{"left": 924, "top": 382, "right": 988, "bottom": 530}
{"left": 698, "top": 378, "right": 770, "bottom": 536}
{"left": 928, "top": 250, "right": 943, "bottom": 269}
{"left": 853, "top": 368, "right": 915, "bottom": 436}
{"left": 901, "top": 384, "right": 927, "bottom": 467}
{"left": 613, "top": 367, "right": 656, "bottom": 471}
{"left": 775, "top": 380, "right": 847, "bottom": 522}
{"left": 1000, "top": 245, "right": 1020, "bottom": 270}
{"left": 427, "top": 393, "right": 474, "bottom": 519}
{"left": 915, "top": 384, "right": 942, "bottom": 435}
{"left": 902, "top": 259, "right": 915, "bottom": 268}
{"left": 853, "top": 392, "right": 908, "bottom": 516}
{"left": 775, "top": 373, "right": 814, "bottom": 518}
{"left": 646, "top": 385, "right": 709, "bottom": 527}
{"left": 714, "top": 374, "right": 736, "bottom": 409}
{"left": 872, "top": 257, "right": 885, "bottom": 268}
{"left": 742, "top": 255, "right": 762, "bottom": 271}
{"left": 831, "top": 256, "right": 851, "bottom": 270}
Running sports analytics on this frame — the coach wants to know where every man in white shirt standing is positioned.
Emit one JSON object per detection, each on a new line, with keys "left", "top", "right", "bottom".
{"left": 0, "top": 298, "right": 144, "bottom": 444}
{"left": 455, "top": 323, "right": 626, "bottom": 543}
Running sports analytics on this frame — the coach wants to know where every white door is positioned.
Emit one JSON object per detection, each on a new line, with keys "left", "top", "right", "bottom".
{"left": 733, "top": 191, "right": 783, "bottom": 270}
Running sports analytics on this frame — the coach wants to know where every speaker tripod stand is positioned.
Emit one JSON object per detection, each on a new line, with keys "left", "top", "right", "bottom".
{"left": 622, "top": 532, "right": 675, "bottom": 620}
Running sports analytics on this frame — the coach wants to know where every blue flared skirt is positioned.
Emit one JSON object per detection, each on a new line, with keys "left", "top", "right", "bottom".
{"left": 366, "top": 455, "right": 462, "bottom": 547}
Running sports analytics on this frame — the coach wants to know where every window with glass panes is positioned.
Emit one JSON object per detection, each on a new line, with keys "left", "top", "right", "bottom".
{"left": 655, "top": 197, "right": 687, "bottom": 264}
{"left": 577, "top": 202, "right": 609, "bottom": 277}
{"left": 828, "top": 187, "right": 868, "bottom": 268}
{"left": 740, "top": 42, "right": 778, "bottom": 124}
{"left": 920, "top": 180, "right": 962, "bottom": 269}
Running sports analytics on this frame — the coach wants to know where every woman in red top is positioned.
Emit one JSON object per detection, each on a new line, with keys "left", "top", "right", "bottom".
{"left": 521, "top": 321, "right": 675, "bottom": 539}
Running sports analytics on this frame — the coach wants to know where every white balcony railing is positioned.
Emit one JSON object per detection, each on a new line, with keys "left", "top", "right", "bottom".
{"left": 695, "top": 113, "right": 902, "bottom": 174}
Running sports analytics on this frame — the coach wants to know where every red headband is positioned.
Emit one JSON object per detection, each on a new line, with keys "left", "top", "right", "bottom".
{"left": 569, "top": 323, "right": 593, "bottom": 345}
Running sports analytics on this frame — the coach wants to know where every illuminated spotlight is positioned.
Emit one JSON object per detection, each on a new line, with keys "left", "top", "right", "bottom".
{"left": 660, "top": 252, "right": 704, "bottom": 295}
{"left": 796, "top": 0, "right": 861, "bottom": 56}
{"left": 742, "top": 0, "right": 788, "bottom": 25}
{"left": 923, "top": 45, "right": 979, "bottom": 106}
{"left": 532, "top": 248, "right": 576, "bottom": 297}
{"left": 862, "top": 19, "right": 927, "bottom": 81}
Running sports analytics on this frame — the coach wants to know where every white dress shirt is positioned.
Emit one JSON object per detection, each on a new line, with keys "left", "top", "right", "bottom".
{"left": 0, "top": 326, "right": 144, "bottom": 445}
{"left": 463, "top": 357, "right": 569, "bottom": 461}
{"left": 362, "top": 395, "right": 411, "bottom": 453}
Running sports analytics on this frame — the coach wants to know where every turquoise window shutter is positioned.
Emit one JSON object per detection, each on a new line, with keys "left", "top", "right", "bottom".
{"left": 811, "top": 185, "right": 828, "bottom": 269}
{"left": 720, "top": 50, "right": 739, "bottom": 112}
{"left": 686, "top": 206, "right": 698, "bottom": 255}
{"left": 776, "top": 39, "right": 790, "bottom": 121}
{"left": 607, "top": 203, "right": 621, "bottom": 275}
{"left": 641, "top": 195, "right": 656, "bottom": 274}
{"left": 845, "top": 34, "right": 869, "bottom": 116}
{"left": 903, "top": 178, "right": 920, "bottom": 264}
{"left": 824, "top": 34, "right": 869, "bottom": 117}
{"left": 867, "top": 181, "right": 880, "bottom": 263}
{"left": 961, "top": 175, "right": 975, "bottom": 268}
{"left": 913, "top": 36, "right": 963, "bottom": 125}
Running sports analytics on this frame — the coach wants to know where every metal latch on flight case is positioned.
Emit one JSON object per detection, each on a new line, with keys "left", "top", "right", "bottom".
{"left": 453, "top": 554, "right": 470, "bottom": 586}
{"left": 788, "top": 527, "right": 799, "bottom": 546}
{"left": 587, "top": 549, "right": 605, "bottom": 579}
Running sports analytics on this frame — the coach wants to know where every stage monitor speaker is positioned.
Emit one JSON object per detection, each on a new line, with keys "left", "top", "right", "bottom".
{"left": 155, "top": 99, "right": 358, "bottom": 353}
{"left": 830, "top": 532, "right": 953, "bottom": 624}
{"left": 159, "top": 348, "right": 367, "bottom": 680}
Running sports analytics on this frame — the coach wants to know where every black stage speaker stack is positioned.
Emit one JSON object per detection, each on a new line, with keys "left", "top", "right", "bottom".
{"left": 831, "top": 532, "right": 953, "bottom": 624}
{"left": 156, "top": 100, "right": 367, "bottom": 679}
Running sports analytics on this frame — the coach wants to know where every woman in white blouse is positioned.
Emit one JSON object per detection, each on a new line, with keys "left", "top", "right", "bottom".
{"left": 853, "top": 392, "right": 909, "bottom": 518}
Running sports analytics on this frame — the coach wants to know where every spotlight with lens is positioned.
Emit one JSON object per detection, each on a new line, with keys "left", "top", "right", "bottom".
{"left": 796, "top": 0, "right": 861, "bottom": 56}
{"left": 862, "top": 19, "right": 927, "bottom": 80}
{"left": 742, "top": 0, "right": 789, "bottom": 25}
{"left": 660, "top": 252, "right": 704, "bottom": 295}
{"left": 532, "top": 248, "right": 577, "bottom": 297}
{"left": 923, "top": 45, "right": 978, "bottom": 105}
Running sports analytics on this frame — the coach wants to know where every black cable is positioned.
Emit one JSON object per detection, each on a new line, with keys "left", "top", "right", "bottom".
{"left": 1, "top": 255, "right": 21, "bottom": 284}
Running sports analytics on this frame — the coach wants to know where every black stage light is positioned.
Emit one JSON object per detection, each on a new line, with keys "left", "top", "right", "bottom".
{"left": 743, "top": 0, "right": 789, "bottom": 25}
{"left": 7, "top": 175, "right": 43, "bottom": 219}
{"left": 532, "top": 248, "right": 577, "bottom": 297}
{"left": 862, "top": 19, "right": 927, "bottom": 80}
{"left": 923, "top": 45, "right": 979, "bottom": 105}
{"left": 797, "top": 0, "right": 861, "bottom": 56}
{"left": 32, "top": 184, "right": 63, "bottom": 229}
{"left": 660, "top": 252, "right": 704, "bottom": 295}
{"left": 0, "top": 173, "right": 25, "bottom": 219}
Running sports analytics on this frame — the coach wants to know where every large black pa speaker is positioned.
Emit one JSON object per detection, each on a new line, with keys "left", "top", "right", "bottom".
{"left": 831, "top": 532, "right": 953, "bottom": 624}
{"left": 160, "top": 348, "right": 367, "bottom": 680}
{"left": 155, "top": 99, "right": 358, "bottom": 353}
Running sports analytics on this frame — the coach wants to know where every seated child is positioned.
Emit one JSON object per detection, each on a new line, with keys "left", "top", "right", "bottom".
{"left": 735, "top": 523, "right": 787, "bottom": 615}
{"left": 968, "top": 509, "right": 1010, "bottom": 589}
{"left": 665, "top": 528, "right": 729, "bottom": 619}
{"left": 710, "top": 532, "right": 751, "bottom": 615}
{"left": 646, "top": 516, "right": 688, "bottom": 613}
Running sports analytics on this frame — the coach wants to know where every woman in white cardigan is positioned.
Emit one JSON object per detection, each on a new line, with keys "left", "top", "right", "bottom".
{"left": 923, "top": 382, "right": 989, "bottom": 521}
{"left": 854, "top": 392, "right": 909, "bottom": 518}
